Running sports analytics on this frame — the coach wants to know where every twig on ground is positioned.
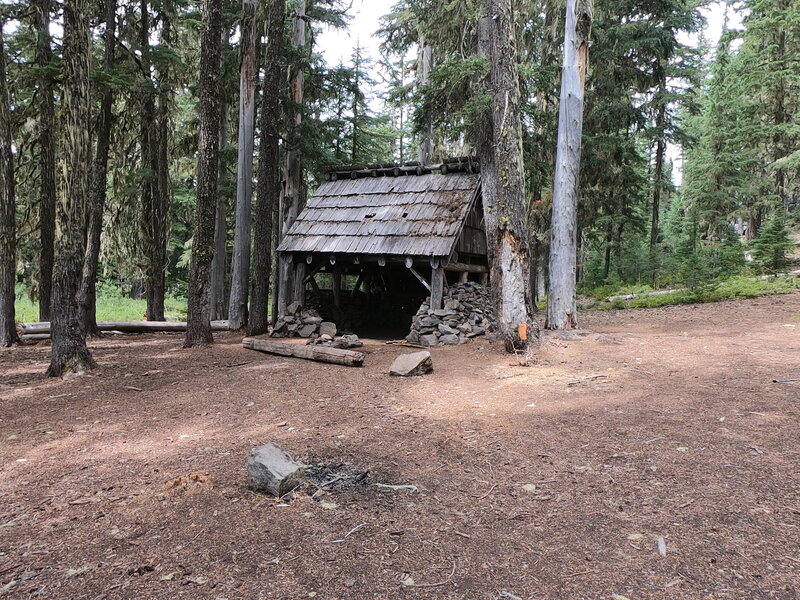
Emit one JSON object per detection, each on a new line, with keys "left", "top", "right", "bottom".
{"left": 410, "top": 561, "right": 456, "bottom": 588}
{"left": 475, "top": 484, "right": 498, "bottom": 500}
{"left": 773, "top": 378, "right": 800, "bottom": 384}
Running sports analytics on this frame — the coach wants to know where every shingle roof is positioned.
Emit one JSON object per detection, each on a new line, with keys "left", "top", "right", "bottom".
{"left": 277, "top": 173, "right": 480, "bottom": 257}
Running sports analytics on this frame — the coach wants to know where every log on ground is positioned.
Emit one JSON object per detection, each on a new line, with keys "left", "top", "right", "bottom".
{"left": 17, "top": 320, "right": 229, "bottom": 335}
{"left": 242, "top": 337, "right": 365, "bottom": 367}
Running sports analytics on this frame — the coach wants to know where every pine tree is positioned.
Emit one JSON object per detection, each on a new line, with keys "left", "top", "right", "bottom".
{"left": 185, "top": 0, "right": 223, "bottom": 347}
{"left": 0, "top": 23, "right": 18, "bottom": 347}
{"left": 47, "top": 0, "right": 96, "bottom": 376}
{"left": 751, "top": 209, "right": 794, "bottom": 274}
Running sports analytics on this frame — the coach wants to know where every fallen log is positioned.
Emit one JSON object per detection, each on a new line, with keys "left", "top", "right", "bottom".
{"left": 242, "top": 337, "right": 364, "bottom": 367}
{"left": 17, "top": 320, "right": 229, "bottom": 336}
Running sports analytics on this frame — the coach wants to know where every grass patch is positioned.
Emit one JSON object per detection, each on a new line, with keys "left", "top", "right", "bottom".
{"left": 586, "top": 275, "right": 800, "bottom": 311}
{"left": 14, "top": 283, "right": 187, "bottom": 323}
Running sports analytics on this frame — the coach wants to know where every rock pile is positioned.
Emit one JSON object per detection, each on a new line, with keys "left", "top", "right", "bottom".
{"left": 406, "top": 283, "right": 496, "bottom": 347}
{"left": 306, "top": 333, "right": 363, "bottom": 349}
{"left": 271, "top": 302, "right": 336, "bottom": 339}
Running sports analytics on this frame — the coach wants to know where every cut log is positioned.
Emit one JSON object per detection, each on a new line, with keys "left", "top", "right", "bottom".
{"left": 243, "top": 337, "right": 364, "bottom": 367}
{"left": 18, "top": 320, "right": 229, "bottom": 335}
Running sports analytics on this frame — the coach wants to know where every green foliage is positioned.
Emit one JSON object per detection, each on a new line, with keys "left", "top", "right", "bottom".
{"left": 751, "top": 209, "right": 795, "bottom": 273}
{"left": 15, "top": 282, "right": 188, "bottom": 323}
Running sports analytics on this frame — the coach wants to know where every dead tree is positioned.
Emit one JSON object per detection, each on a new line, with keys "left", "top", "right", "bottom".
{"left": 227, "top": 0, "right": 259, "bottom": 330}
{"left": 185, "top": 0, "right": 223, "bottom": 347}
{"left": 47, "top": 0, "right": 96, "bottom": 376}
{"left": 0, "top": 25, "right": 18, "bottom": 347}
{"left": 546, "top": 0, "right": 592, "bottom": 330}
{"left": 478, "top": 0, "right": 538, "bottom": 352}
{"left": 418, "top": 42, "right": 434, "bottom": 165}
{"left": 249, "top": 0, "right": 286, "bottom": 336}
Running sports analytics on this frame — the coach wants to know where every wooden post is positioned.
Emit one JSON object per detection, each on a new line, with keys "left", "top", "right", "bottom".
{"left": 459, "top": 271, "right": 469, "bottom": 283}
{"left": 332, "top": 267, "right": 342, "bottom": 308}
{"left": 430, "top": 266, "right": 445, "bottom": 311}
{"left": 276, "top": 254, "right": 293, "bottom": 315}
{"left": 351, "top": 270, "right": 365, "bottom": 298}
{"left": 292, "top": 262, "right": 306, "bottom": 307}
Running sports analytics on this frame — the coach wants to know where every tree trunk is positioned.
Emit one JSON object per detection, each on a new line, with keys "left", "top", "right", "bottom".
{"left": 46, "top": 0, "right": 96, "bottom": 376}
{"left": 34, "top": 0, "right": 56, "bottom": 322}
{"left": 0, "top": 26, "right": 18, "bottom": 347}
{"left": 184, "top": 0, "right": 223, "bottom": 348}
{"left": 479, "top": 1, "right": 538, "bottom": 352}
{"left": 546, "top": 0, "right": 592, "bottom": 330}
{"left": 418, "top": 42, "right": 433, "bottom": 165}
{"left": 649, "top": 93, "right": 666, "bottom": 251}
{"left": 148, "top": 9, "right": 172, "bottom": 322}
{"left": 79, "top": 0, "right": 116, "bottom": 337}
{"left": 209, "top": 82, "right": 229, "bottom": 320}
{"left": 227, "top": 0, "right": 258, "bottom": 330}
{"left": 277, "top": 0, "right": 306, "bottom": 317}
{"left": 249, "top": 0, "right": 285, "bottom": 336}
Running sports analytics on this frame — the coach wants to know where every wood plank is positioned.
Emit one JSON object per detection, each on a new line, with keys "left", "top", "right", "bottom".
{"left": 243, "top": 338, "right": 365, "bottom": 367}
{"left": 430, "top": 266, "right": 445, "bottom": 311}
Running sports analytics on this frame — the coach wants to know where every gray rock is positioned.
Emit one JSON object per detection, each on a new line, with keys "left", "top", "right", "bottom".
{"left": 333, "top": 334, "right": 363, "bottom": 349}
{"left": 298, "top": 324, "right": 317, "bottom": 338}
{"left": 432, "top": 309, "right": 457, "bottom": 317}
{"left": 440, "top": 334, "right": 459, "bottom": 345}
{"left": 287, "top": 323, "right": 299, "bottom": 334}
{"left": 419, "top": 334, "right": 440, "bottom": 347}
{"left": 319, "top": 322, "right": 337, "bottom": 338}
{"left": 420, "top": 316, "right": 440, "bottom": 328}
{"left": 320, "top": 334, "right": 333, "bottom": 342}
{"left": 389, "top": 351, "right": 433, "bottom": 377}
{"left": 457, "top": 323, "right": 472, "bottom": 334}
{"left": 286, "top": 301, "right": 302, "bottom": 315}
{"left": 438, "top": 323, "right": 458, "bottom": 335}
{"left": 247, "top": 443, "right": 304, "bottom": 496}
{"left": 302, "top": 316, "right": 323, "bottom": 325}
{"left": 406, "top": 330, "right": 420, "bottom": 344}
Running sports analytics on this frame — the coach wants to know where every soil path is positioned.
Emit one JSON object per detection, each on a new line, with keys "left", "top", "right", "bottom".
{"left": 1, "top": 294, "right": 799, "bottom": 599}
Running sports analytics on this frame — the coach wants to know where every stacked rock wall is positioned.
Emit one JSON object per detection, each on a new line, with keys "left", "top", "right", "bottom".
{"left": 406, "top": 283, "right": 496, "bottom": 346}
{"left": 271, "top": 302, "right": 337, "bottom": 339}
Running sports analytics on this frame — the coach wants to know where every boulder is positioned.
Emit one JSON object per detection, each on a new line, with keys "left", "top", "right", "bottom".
{"left": 406, "top": 330, "right": 421, "bottom": 344}
{"left": 302, "top": 316, "right": 323, "bottom": 325}
{"left": 333, "top": 334, "right": 363, "bottom": 349}
{"left": 389, "top": 351, "right": 434, "bottom": 377}
{"left": 298, "top": 324, "right": 317, "bottom": 338}
{"left": 247, "top": 443, "right": 304, "bottom": 497}
{"left": 286, "top": 301, "right": 302, "bottom": 315}
{"left": 438, "top": 323, "right": 458, "bottom": 335}
{"left": 319, "top": 322, "right": 337, "bottom": 338}
{"left": 440, "top": 334, "right": 460, "bottom": 345}
{"left": 419, "top": 334, "right": 439, "bottom": 347}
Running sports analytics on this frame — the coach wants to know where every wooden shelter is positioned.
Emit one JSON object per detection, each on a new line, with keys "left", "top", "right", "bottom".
{"left": 276, "top": 160, "right": 488, "bottom": 331}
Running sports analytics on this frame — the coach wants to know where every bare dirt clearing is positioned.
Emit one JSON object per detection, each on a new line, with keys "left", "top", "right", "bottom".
{"left": 2, "top": 294, "right": 800, "bottom": 599}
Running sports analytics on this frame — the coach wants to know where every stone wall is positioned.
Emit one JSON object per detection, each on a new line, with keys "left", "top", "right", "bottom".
{"left": 271, "top": 302, "right": 336, "bottom": 339}
{"left": 406, "top": 282, "right": 496, "bottom": 346}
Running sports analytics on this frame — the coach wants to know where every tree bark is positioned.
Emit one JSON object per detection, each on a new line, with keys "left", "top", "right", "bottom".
{"left": 0, "top": 26, "right": 18, "bottom": 347}
{"left": 209, "top": 100, "right": 228, "bottom": 320}
{"left": 649, "top": 91, "right": 666, "bottom": 251}
{"left": 46, "top": 0, "right": 96, "bottom": 376}
{"left": 276, "top": 0, "right": 306, "bottom": 317}
{"left": 249, "top": 0, "right": 285, "bottom": 336}
{"left": 227, "top": 0, "right": 258, "bottom": 330}
{"left": 184, "top": 0, "right": 223, "bottom": 348}
{"left": 34, "top": 0, "right": 56, "bottom": 322}
{"left": 479, "top": 1, "right": 538, "bottom": 352}
{"left": 418, "top": 42, "right": 433, "bottom": 165}
{"left": 79, "top": 0, "right": 116, "bottom": 336}
{"left": 546, "top": 0, "right": 592, "bottom": 330}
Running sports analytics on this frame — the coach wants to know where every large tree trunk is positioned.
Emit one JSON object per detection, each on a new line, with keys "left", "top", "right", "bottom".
{"left": 546, "top": 0, "right": 592, "bottom": 330}
{"left": 184, "top": 0, "right": 223, "bottom": 348}
{"left": 148, "top": 9, "right": 172, "bottom": 322}
{"left": 418, "top": 42, "right": 433, "bottom": 165}
{"left": 0, "top": 26, "right": 18, "bottom": 347}
{"left": 479, "top": 1, "right": 538, "bottom": 352}
{"left": 46, "top": 0, "right": 96, "bottom": 376}
{"left": 276, "top": 0, "right": 306, "bottom": 316}
{"left": 249, "top": 0, "right": 285, "bottom": 336}
{"left": 209, "top": 98, "right": 228, "bottom": 320}
{"left": 227, "top": 0, "right": 258, "bottom": 330}
{"left": 649, "top": 90, "right": 666, "bottom": 251}
{"left": 34, "top": 0, "right": 56, "bottom": 322}
{"left": 79, "top": 0, "right": 116, "bottom": 336}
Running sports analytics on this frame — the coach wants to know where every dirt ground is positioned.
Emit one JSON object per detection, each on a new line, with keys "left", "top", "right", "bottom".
{"left": 2, "top": 294, "right": 800, "bottom": 600}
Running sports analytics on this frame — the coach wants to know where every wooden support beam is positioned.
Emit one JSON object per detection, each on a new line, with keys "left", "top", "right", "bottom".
{"left": 243, "top": 338, "right": 364, "bottom": 367}
{"left": 292, "top": 262, "right": 306, "bottom": 306}
{"left": 430, "top": 266, "right": 445, "bottom": 311}
{"left": 308, "top": 275, "right": 321, "bottom": 295}
{"left": 443, "top": 261, "right": 488, "bottom": 273}
{"left": 332, "top": 267, "right": 342, "bottom": 308}
{"left": 459, "top": 271, "right": 469, "bottom": 283}
{"left": 303, "top": 261, "right": 324, "bottom": 284}
{"left": 407, "top": 265, "right": 431, "bottom": 291}
{"left": 351, "top": 270, "right": 365, "bottom": 298}
{"left": 276, "top": 254, "right": 293, "bottom": 316}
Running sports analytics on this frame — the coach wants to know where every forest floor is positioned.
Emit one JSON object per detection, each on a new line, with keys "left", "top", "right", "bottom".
{"left": 1, "top": 293, "right": 800, "bottom": 600}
